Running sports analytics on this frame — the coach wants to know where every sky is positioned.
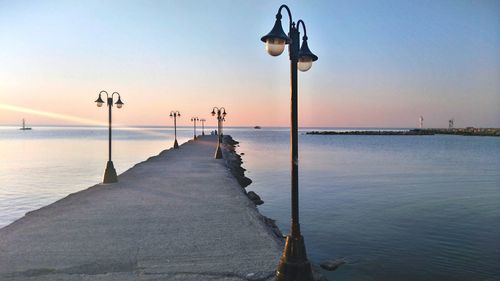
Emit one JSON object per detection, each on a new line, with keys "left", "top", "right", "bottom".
{"left": 0, "top": 0, "right": 499, "bottom": 128}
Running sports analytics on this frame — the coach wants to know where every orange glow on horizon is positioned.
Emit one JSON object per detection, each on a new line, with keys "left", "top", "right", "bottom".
{"left": 0, "top": 103, "right": 171, "bottom": 137}
{"left": 0, "top": 103, "right": 106, "bottom": 126}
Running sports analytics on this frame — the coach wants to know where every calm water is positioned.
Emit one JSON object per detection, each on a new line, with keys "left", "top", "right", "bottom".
{"left": 1, "top": 126, "right": 499, "bottom": 281}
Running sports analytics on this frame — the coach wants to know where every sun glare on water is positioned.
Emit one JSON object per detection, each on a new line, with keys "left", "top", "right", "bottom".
{"left": 0, "top": 103, "right": 166, "bottom": 137}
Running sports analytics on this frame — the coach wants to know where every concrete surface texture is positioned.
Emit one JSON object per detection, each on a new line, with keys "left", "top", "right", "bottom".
{"left": 0, "top": 135, "right": 282, "bottom": 281}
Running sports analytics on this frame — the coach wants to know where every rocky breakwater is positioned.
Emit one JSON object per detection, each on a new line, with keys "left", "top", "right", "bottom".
{"left": 221, "top": 135, "right": 332, "bottom": 281}
{"left": 419, "top": 127, "right": 500, "bottom": 136}
{"left": 306, "top": 130, "right": 433, "bottom": 136}
{"left": 221, "top": 135, "right": 282, "bottom": 240}
{"left": 307, "top": 127, "right": 500, "bottom": 136}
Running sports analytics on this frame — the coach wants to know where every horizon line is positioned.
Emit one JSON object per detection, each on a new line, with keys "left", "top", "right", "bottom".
{"left": 0, "top": 124, "right": 495, "bottom": 129}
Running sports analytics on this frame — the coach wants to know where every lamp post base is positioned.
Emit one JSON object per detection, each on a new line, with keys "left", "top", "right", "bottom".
{"left": 214, "top": 145, "right": 223, "bottom": 159}
{"left": 173, "top": 139, "right": 179, "bottom": 149}
{"left": 275, "top": 235, "right": 314, "bottom": 281}
{"left": 103, "top": 160, "right": 118, "bottom": 183}
{"left": 202, "top": 132, "right": 205, "bottom": 136}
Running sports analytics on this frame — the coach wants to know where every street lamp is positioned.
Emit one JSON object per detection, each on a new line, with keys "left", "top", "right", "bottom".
{"left": 220, "top": 117, "right": 226, "bottom": 137}
{"left": 190, "top": 117, "right": 199, "bottom": 140}
{"left": 261, "top": 4, "right": 318, "bottom": 281}
{"left": 170, "top": 110, "right": 181, "bottom": 148}
{"left": 200, "top": 118, "right": 206, "bottom": 136}
{"left": 211, "top": 107, "right": 226, "bottom": 159}
{"left": 94, "top": 90, "right": 124, "bottom": 184}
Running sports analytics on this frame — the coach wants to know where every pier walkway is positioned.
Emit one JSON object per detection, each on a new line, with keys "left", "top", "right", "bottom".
{"left": 0, "top": 135, "right": 282, "bottom": 281}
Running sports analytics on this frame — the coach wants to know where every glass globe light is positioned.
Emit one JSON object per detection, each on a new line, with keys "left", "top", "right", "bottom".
{"left": 265, "top": 38, "right": 286, "bottom": 56}
{"left": 298, "top": 57, "right": 313, "bottom": 72}
{"left": 94, "top": 96, "right": 104, "bottom": 107}
{"left": 115, "top": 97, "right": 124, "bottom": 109}
{"left": 297, "top": 38, "right": 318, "bottom": 72}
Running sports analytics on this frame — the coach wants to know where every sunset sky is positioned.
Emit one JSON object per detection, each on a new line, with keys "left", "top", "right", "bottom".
{"left": 1, "top": 0, "right": 499, "bottom": 128}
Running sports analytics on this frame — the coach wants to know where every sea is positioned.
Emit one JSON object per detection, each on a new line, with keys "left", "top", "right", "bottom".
{"left": 0, "top": 126, "right": 499, "bottom": 281}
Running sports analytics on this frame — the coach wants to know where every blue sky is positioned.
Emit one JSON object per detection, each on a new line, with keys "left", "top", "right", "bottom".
{"left": 0, "top": 0, "right": 499, "bottom": 127}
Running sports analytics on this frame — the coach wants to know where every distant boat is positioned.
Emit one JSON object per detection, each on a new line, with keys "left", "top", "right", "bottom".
{"left": 254, "top": 126, "right": 261, "bottom": 129}
{"left": 20, "top": 119, "right": 32, "bottom": 130}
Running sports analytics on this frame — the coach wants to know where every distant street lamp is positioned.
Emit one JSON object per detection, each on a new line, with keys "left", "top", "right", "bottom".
{"left": 221, "top": 117, "right": 225, "bottom": 137}
{"left": 94, "top": 90, "right": 124, "bottom": 184}
{"left": 261, "top": 4, "right": 318, "bottom": 281}
{"left": 211, "top": 107, "right": 226, "bottom": 159}
{"left": 190, "top": 117, "right": 199, "bottom": 140}
{"left": 200, "top": 118, "right": 206, "bottom": 136}
{"left": 170, "top": 110, "right": 181, "bottom": 148}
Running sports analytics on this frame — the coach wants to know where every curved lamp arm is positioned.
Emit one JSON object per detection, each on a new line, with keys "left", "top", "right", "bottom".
{"left": 297, "top": 20, "right": 308, "bottom": 40}
{"left": 99, "top": 90, "right": 109, "bottom": 98}
{"left": 111, "top": 92, "right": 124, "bottom": 108}
{"left": 211, "top": 107, "right": 221, "bottom": 117}
{"left": 95, "top": 90, "right": 109, "bottom": 107}
{"left": 278, "top": 4, "right": 293, "bottom": 31}
{"left": 170, "top": 110, "right": 181, "bottom": 117}
{"left": 220, "top": 107, "right": 227, "bottom": 117}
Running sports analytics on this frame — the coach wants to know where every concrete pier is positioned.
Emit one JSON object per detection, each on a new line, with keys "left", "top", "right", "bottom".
{"left": 0, "top": 135, "right": 282, "bottom": 281}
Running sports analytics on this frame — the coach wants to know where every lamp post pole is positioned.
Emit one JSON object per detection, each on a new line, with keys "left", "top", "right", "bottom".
{"left": 220, "top": 117, "right": 225, "bottom": 137}
{"left": 261, "top": 4, "right": 318, "bottom": 281}
{"left": 200, "top": 118, "right": 206, "bottom": 136}
{"left": 94, "top": 90, "right": 124, "bottom": 184}
{"left": 191, "top": 117, "right": 199, "bottom": 140}
{"left": 170, "top": 111, "right": 181, "bottom": 148}
{"left": 211, "top": 107, "right": 226, "bottom": 159}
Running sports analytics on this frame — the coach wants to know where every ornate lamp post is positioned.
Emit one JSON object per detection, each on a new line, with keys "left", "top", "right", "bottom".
{"left": 211, "top": 107, "right": 226, "bottom": 159}
{"left": 200, "top": 118, "right": 206, "bottom": 136}
{"left": 190, "top": 117, "right": 199, "bottom": 140}
{"left": 220, "top": 117, "right": 225, "bottom": 137}
{"left": 170, "top": 110, "right": 181, "bottom": 148}
{"left": 261, "top": 4, "right": 318, "bottom": 281}
{"left": 94, "top": 90, "right": 124, "bottom": 184}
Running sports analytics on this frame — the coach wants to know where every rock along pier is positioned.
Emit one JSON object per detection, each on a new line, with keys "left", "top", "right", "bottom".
{"left": 0, "top": 135, "right": 284, "bottom": 281}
